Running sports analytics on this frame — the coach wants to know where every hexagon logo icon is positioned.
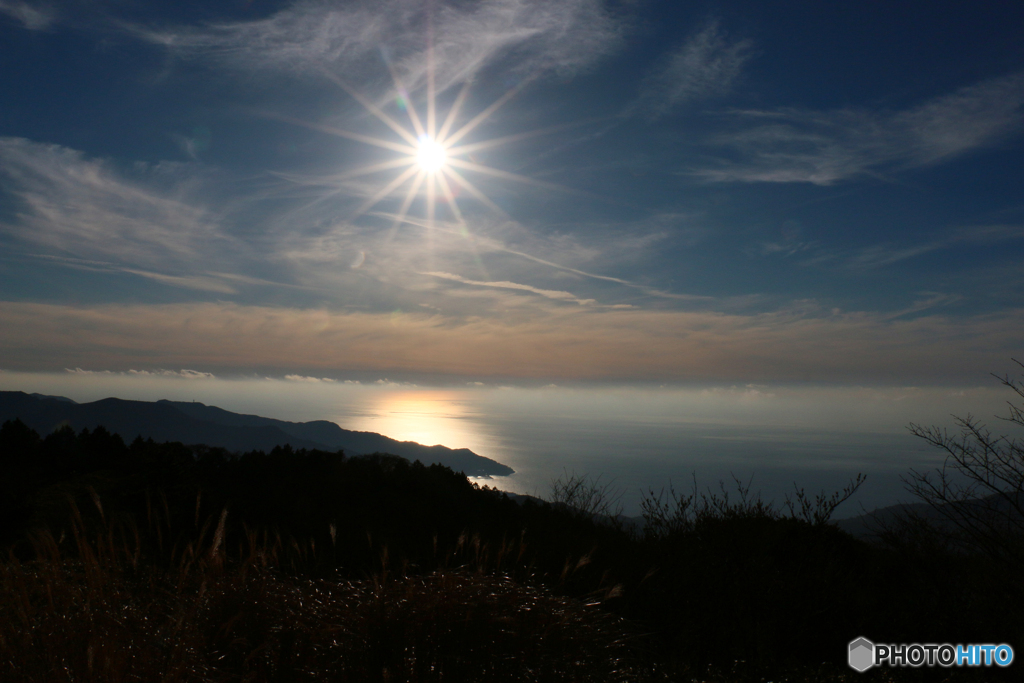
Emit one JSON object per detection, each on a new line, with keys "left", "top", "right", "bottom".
{"left": 848, "top": 637, "right": 875, "bottom": 672}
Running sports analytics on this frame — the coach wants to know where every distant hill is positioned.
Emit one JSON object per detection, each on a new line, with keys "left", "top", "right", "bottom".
{"left": 0, "top": 391, "right": 513, "bottom": 476}
{"left": 835, "top": 491, "right": 1024, "bottom": 540}
{"left": 834, "top": 501, "right": 938, "bottom": 540}
{"left": 30, "top": 393, "right": 77, "bottom": 403}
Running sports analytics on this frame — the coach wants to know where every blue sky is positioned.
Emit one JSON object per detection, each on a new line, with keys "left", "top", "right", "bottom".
{"left": 1, "top": 0, "right": 1023, "bottom": 386}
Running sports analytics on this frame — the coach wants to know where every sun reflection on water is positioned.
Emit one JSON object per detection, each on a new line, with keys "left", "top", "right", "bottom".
{"left": 342, "top": 390, "right": 489, "bottom": 452}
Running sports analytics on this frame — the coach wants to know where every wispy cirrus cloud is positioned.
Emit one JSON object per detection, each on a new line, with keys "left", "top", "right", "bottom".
{"left": 749, "top": 224, "right": 1024, "bottom": 319}
{"left": 0, "top": 137, "right": 303, "bottom": 295}
{"left": 130, "top": 0, "right": 624, "bottom": 92}
{"left": 0, "top": 137, "right": 226, "bottom": 267}
{"left": 0, "top": 0, "right": 54, "bottom": 30}
{"left": 845, "top": 224, "right": 1024, "bottom": 270}
{"left": 633, "top": 20, "right": 751, "bottom": 120}
{"left": 422, "top": 270, "right": 596, "bottom": 306}
{"left": 755, "top": 222, "right": 1024, "bottom": 275}
{"left": 695, "top": 72, "right": 1024, "bottom": 185}
{"left": 272, "top": 205, "right": 706, "bottom": 312}
{"left": 368, "top": 210, "right": 673, "bottom": 283}
{"left": 0, "top": 137, "right": 691, "bottom": 309}
{"left": 879, "top": 292, "right": 964, "bottom": 321}
{"left": 119, "top": 268, "right": 239, "bottom": 294}
{"left": 23, "top": 254, "right": 292, "bottom": 295}
{"left": 846, "top": 243, "right": 945, "bottom": 270}
{"left": 839, "top": 224, "right": 1024, "bottom": 270}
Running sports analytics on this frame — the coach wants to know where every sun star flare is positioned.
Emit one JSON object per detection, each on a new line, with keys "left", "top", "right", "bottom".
{"left": 416, "top": 136, "right": 447, "bottom": 173}
{"left": 275, "top": 55, "right": 570, "bottom": 240}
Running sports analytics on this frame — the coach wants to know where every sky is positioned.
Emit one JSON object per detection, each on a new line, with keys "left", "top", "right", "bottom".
{"left": 1, "top": 0, "right": 1023, "bottom": 387}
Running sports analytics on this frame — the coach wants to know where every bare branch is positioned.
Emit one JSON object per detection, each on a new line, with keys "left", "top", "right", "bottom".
{"left": 549, "top": 470, "right": 625, "bottom": 524}
{"left": 903, "top": 361, "right": 1024, "bottom": 571}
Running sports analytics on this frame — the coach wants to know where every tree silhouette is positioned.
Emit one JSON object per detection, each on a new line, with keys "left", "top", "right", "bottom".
{"left": 905, "top": 359, "right": 1024, "bottom": 573}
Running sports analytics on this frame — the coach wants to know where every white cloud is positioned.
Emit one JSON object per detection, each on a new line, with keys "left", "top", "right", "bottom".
{"left": 0, "top": 0, "right": 54, "bottom": 30}
{"left": 127, "top": 368, "right": 216, "bottom": 379}
{"left": 898, "top": 75, "right": 1024, "bottom": 166}
{"left": 422, "top": 270, "right": 596, "bottom": 305}
{"left": 0, "top": 137, "right": 227, "bottom": 267}
{"left": 374, "top": 378, "right": 418, "bottom": 387}
{"left": 695, "top": 72, "right": 1024, "bottom": 185}
{"left": 634, "top": 20, "right": 750, "bottom": 119}
{"left": 271, "top": 204, "right": 705, "bottom": 314}
{"left": 121, "top": 269, "right": 239, "bottom": 294}
{"left": 0, "top": 136, "right": 692, "bottom": 311}
{"left": 284, "top": 374, "right": 337, "bottom": 382}
{"left": 131, "top": 0, "right": 623, "bottom": 92}
{"left": 0, "top": 138, "right": 316, "bottom": 296}
{"left": 24, "top": 255, "right": 264, "bottom": 295}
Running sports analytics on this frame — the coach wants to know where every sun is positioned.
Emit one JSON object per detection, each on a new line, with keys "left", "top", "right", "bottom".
{"left": 271, "top": 54, "right": 569, "bottom": 237}
{"left": 416, "top": 136, "right": 447, "bottom": 173}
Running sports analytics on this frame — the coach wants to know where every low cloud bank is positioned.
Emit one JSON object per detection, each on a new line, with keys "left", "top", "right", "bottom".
{"left": 0, "top": 300, "right": 1019, "bottom": 384}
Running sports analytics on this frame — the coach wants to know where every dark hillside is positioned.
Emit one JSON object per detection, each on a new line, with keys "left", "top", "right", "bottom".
{"left": 163, "top": 398, "right": 513, "bottom": 475}
{"left": 0, "top": 391, "right": 325, "bottom": 453}
{"left": 1, "top": 417, "right": 1020, "bottom": 680}
{"left": 0, "top": 392, "right": 513, "bottom": 476}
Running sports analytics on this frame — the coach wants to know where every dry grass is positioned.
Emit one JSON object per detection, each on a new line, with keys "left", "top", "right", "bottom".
{"left": 0, "top": 505, "right": 653, "bottom": 683}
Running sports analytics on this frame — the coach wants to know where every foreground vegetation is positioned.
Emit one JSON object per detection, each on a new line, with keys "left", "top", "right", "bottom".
{"left": 1, "top": 403, "right": 1021, "bottom": 681}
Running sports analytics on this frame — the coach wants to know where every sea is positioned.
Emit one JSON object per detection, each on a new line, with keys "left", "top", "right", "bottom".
{"left": 1, "top": 370, "right": 1017, "bottom": 517}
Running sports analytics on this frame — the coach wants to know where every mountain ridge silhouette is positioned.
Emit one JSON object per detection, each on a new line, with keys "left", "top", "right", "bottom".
{"left": 0, "top": 391, "right": 513, "bottom": 476}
